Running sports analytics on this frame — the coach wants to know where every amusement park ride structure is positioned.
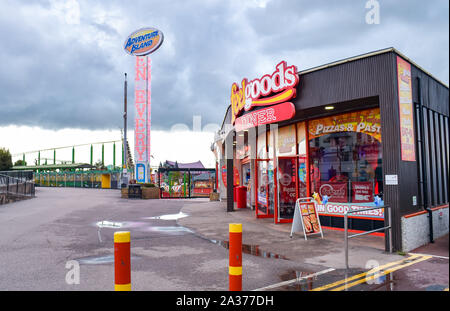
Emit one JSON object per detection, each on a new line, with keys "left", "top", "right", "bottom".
{"left": 10, "top": 138, "right": 139, "bottom": 189}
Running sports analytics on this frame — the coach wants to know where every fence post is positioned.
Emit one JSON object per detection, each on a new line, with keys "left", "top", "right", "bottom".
{"left": 229, "top": 223, "right": 242, "bottom": 291}
{"left": 344, "top": 211, "right": 349, "bottom": 270}
{"left": 114, "top": 231, "right": 131, "bottom": 291}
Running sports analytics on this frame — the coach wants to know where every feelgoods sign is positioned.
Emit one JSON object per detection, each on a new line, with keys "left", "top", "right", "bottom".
{"left": 230, "top": 61, "right": 299, "bottom": 125}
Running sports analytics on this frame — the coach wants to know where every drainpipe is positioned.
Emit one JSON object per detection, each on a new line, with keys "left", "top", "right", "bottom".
{"left": 417, "top": 77, "right": 433, "bottom": 243}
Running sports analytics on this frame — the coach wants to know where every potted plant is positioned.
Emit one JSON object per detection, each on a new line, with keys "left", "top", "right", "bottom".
{"left": 141, "top": 183, "right": 160, "bottom": 199}
{"left": 121, "top": 184, "right": 128, "bottom": 198}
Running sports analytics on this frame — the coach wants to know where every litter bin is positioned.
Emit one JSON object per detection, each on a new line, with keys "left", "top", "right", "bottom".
{"left": 128, "top": 184, "right": 142, "bottom": 199}
{"left": 236, "top": 186, "right": 247, "bottom": 209}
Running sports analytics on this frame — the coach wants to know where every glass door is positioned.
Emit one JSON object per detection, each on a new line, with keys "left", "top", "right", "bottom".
{"left": 276, "top": 157, "right": 298, "bottom": 223}
{"left": 255, "top": 159, "right": 275, "bottom": 218}
{"left": 275, "top": 155, "right": 309, "bottom": 223}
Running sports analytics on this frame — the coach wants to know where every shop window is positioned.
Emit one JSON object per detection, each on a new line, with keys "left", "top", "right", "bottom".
{"left": 297, "top": 122, "right": 307, "bottom": 156}
{"left": 308, "top": 109, "right": 382, "bottom": 204}
{"left": 257, "top": 129, "right": 268, "bottom": 159}
{"left": 268, "top": 127, "right": 275, "bottom": 159}
{"left": 276, "top": 125, "right": 296, "bottom": 156}
{"left": 256, "top": 159, "right": 275, "bottom": 216}
{"left": 309, "top": 132, "right": 382, "bottom": 203}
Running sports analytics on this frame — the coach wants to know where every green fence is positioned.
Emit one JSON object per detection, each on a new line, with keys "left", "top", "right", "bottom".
{"left": 34, "top": 170, "right": 121, "bottom": 189}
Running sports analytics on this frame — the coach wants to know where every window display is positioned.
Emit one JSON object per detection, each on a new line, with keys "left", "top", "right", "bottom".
{"left": 308, "top": 109, "right": 382, "bottom": 204}
{"left": 256, "top": 160, "right": 275, "bottom": 217}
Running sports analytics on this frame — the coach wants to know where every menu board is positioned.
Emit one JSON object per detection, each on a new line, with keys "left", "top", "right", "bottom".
{"left": 299, "top": 202, "right": 321, "bottom": 234}
{"left": 290, "top": 199, "right": 323, "bottom": 239}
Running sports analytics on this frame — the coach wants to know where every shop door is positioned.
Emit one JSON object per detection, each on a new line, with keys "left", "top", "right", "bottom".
{"left": 276, "top": 157, "right": 298, "bottom": 223}
{"left": 255, "top": 159, "right": 275, "bottom": 218}
{"left": 275, "top": 156, "right": 309, "bottom": 223}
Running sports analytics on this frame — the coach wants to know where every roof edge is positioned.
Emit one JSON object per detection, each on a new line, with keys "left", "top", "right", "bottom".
{"left": 298, "top": 47, "right": 448, "bottom": 89}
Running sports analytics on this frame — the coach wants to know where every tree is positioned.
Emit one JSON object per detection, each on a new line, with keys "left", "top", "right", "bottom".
{"left": 94, "top": 159, "right": 106, "bottom": 170}
{"left": 14, "top": 159, "right": 27, "bottom": 166}
{"left": 0, "top": 148, "right": 13, "bottom": 171}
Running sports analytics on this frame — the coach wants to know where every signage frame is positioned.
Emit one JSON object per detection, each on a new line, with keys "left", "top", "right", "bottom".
{"left": 290, "top": 197, "right": 324, "bottom": 240}
{"left": 123, "top": 27, "right": 164, "bottom": 56}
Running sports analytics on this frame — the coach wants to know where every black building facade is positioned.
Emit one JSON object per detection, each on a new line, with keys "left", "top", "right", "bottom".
{"left": 213, "top": 48, "right": 449, "bottom": 252}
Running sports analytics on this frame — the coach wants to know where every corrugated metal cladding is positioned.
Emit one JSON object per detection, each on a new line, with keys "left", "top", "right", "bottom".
{"left": 288, "top": 51, "right": 403, "bottom": 249}
{"left": 412, "top": 64, "right": 449, "bottom": 212}
{"left": 293, "top": 52, "right": 396, "bottom": 109}
{"left": 412, "top": 67, "right": 449, "bottom": 116}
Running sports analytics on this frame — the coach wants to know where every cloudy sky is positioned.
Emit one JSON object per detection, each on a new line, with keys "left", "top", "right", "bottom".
{"left": 0, "top": 0, "right": 448, "bottom": 167}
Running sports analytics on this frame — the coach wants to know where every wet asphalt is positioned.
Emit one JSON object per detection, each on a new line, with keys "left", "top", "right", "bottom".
{"left": 0, "top": 187, "right": 316, "bottom": 291}
{"left": 0, "top": 187, "right": 447, "bottom": 291}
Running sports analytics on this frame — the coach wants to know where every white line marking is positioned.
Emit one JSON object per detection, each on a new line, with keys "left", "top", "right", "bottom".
{"left": 408, "top": 252, "right": 449, "bottom": 260}
{"left": 252, "top": 268, "right": 335, "bottom": 291}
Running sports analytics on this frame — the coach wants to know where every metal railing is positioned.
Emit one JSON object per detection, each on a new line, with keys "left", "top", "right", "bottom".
{"left": 344, "top": 205, "right": 392, "bottom": 269}
{"left": 0, "top": 173, "right": 35, "bottom": 203}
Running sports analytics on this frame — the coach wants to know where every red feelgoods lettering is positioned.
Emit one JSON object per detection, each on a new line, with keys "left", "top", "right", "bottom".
{"left": 231, "top": 61, "right": 299, "bottom": 124}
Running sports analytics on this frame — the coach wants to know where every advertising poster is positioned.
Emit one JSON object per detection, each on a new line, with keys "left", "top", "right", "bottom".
{"left": 134, "top": 56, "right": 151, "bottom": 182}
{"left": 299, "top": 202, "right": 321, "bottom": 234}
{"left": 396, "top": 56, "right": 416, "bottom": 161}
{"left": 318, "top": 182, "right": 348, "bottom": 203}
{"left": 277, "top": 125, "right": 296, "bottom": 155}
{"left": 221, "top": 165, "right": 227, "bottom": 188}
{"left": 352, "top": 181, "right": 374, "bottom": 203}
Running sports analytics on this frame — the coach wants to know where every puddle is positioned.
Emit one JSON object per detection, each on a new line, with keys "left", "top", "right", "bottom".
{"left": 146, "top": 226, "right": 193, "bottom": 234}
{"left": 367, "top": 272, "right": 395, "bottom": 291}
{"left": 426, "top": 284, "right": 448, "bottom": 291}
{"left": 75, "top": 254, "right": 141, "bottom": 265}
{"left": 94, "top": 221, "right": 148, "bottom": 229}
{"left": 208, "top": 239, "right": 289, "bottom": 260}
{"left": 144, "top": 212, "right": 189, "bottom": 221}
{"left": 95, "top": 221, "right": 123, "bottom": 229}
{"left": 278, "top": 270, "right": 317, "bottom": 291}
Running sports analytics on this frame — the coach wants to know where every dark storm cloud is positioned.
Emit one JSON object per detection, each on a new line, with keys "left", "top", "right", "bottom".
{"left": 0, "top": 0, "right": 448, "bottom": 131}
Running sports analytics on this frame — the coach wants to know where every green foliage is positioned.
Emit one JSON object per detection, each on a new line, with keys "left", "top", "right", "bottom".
{"left": 14, "top": 159, "right": 27, "bottom": 166}
{"left": 142, "top": 183, "right": 156, "bottom": 188}
{"left": 94, "top": 159, "right": 106, "bottom": 170}
{"left": 0, "top": 148, "right": 13, "bottom": 171}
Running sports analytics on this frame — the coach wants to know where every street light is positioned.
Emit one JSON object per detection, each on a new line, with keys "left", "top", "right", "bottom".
{"left": 121, "top": 73, "right": 129, "bottom": 187}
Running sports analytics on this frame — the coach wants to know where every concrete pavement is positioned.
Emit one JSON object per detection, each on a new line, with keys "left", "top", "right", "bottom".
{"left": 178, "top": 201, "right": 404, "bottom": 270}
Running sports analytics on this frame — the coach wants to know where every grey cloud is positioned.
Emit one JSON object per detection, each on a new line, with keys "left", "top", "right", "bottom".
{"left": 0, "top": 0, "right": 448, "bottom": 132}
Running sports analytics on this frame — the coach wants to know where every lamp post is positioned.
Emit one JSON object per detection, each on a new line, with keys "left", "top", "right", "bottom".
{"left": 122, "top": 73, "right": 129, "bottom": 186}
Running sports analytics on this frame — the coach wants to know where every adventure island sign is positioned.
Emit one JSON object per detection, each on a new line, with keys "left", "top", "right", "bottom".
{"left": 123, "top": 28, "right": 164, "bottom": 56}
{"left": 230, "top": 61, "right": 299, "bottom": 131}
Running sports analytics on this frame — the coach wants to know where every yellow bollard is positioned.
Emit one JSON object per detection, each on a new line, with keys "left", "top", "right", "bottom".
{"left": 114, "top": 231, "right": 131, "bottom": 291}
{"left": 229, "top": 223, "right": 242, "bottom": 291}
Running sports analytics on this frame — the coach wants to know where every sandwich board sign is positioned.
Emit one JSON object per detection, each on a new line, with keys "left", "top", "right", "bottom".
{"left": 290, "top": 198, "right": 323, "bottom": 240}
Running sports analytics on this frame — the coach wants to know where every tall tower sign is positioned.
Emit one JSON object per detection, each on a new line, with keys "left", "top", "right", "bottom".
{"left": 124, "top": 27, "right": 164, "bottom": 182}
